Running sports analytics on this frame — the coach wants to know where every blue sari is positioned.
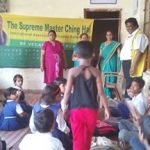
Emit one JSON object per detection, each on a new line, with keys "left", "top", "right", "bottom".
{"left": 99, "top": 40, "right": 121, "bottom": 98}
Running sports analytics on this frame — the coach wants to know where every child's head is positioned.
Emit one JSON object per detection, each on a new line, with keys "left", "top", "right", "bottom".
{"left": 53, "top": 78, "right": 67, "bottom": 94}
{"left": 74, "top": 41, "right": 94, "bottom": 59}
{"left": 13, "top": 74, "right": 23, "bottom": 88}
{"left": 4, "top": 87, "right": 18, "bottom": 100}
{"left": 139, "top": 115, "right": 150, "bottom": 148}
{"left": 40, "top": 83, "right": 61, "bottom": 104}
{"left": 130, "top": 77, "right": 145, "bottom": 95}
{"left": 34, "top": 109, "right": 54, "bottom": 133}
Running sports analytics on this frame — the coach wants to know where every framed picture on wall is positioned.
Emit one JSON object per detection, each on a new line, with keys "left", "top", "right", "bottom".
{"left": 90, "top": 0, "right": 117, "bottom": 4}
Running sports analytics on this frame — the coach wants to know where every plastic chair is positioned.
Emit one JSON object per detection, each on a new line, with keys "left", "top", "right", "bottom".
{"left": 103, "top": 72, "right": 125, "bottom": 101}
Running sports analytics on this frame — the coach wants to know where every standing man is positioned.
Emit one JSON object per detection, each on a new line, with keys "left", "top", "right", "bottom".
{"left": 120, "top": 17, "right": 148, "bottom": 98}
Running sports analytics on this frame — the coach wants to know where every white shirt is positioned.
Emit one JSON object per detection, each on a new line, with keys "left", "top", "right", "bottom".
{"left": 19, "top": 132, "right": 65, "bottom": 150}
{"left": 132, "top": 92, "right": 148, "bottom": 115}
{"left": 120, "top": 29, "right": 149, "bottom": 60}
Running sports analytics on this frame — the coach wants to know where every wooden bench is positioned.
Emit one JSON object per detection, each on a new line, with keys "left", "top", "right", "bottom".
{"left": 0, "top": 127, "right": 30, "bottom": 149}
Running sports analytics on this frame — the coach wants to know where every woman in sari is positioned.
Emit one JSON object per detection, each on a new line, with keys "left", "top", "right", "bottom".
{"left": 40, "top": 30, "right": 67, "bottom": 84}
{"left": 98, "top": 30, "right": 121, "bottom": 98}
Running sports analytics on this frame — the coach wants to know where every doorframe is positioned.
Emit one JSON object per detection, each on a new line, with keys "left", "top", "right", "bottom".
{"left": 144, "top": 0, "right": 150, "bottom": 69}
{"left": 84, "top": 8, "right": 122, "bottom": 42}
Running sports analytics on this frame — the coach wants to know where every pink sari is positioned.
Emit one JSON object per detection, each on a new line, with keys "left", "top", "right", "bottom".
{"left": 42, "top": 40, "right": 64, "bottom": 84}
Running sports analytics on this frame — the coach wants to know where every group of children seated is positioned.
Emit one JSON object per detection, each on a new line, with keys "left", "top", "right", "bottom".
{"left": 117, "top": 78, "right": 150, "bottom": 150}
{"left": 0, "top": 75, "right": 72, "bottom": 150}
{"left": 0, "top": 41, "right": 150, "bottom": 150}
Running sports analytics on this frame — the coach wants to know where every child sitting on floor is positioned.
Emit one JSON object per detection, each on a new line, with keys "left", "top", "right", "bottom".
{"left": 118, "top": 78, "right": 148, "bottom": 147}
{"left": 128, "top": 87, "right": 150, "bottom": 150}
{"left": 0, "top": 87, "right": 29, "bottom": 131}
{"left": 29, "top": 83, "right": 72, "bottom": 150}
{"left": 117, "top": 77, "right": 147, "bottom": 119}
{"left": 19, "top": 109, "right": 65, "bottom": 150}
{"left": 53, "top": 77, "right": 67, "bottom": 98}
{"left": 13, "top": 74, "right": 32, "bottom": 114}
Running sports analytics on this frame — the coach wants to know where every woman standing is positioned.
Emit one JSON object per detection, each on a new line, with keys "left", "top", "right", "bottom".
{"left": 98, "top": 30, "right": 121, "bottom": 98}
{"left": 40, "top": 30, "right": 67, "bottom": 84}
{"left": 72, "top": 33, "right": 89, "bottom": 67}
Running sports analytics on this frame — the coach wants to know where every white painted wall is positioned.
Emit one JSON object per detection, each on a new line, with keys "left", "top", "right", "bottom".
{"left": 0, "top": 0, "right": 147, "bottom": 90}
{"left": 0, "top": 68, "right": 44, "bottom": 90}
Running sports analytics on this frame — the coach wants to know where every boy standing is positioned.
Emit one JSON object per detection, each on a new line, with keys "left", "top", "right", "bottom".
{"left": 62, "top": 41, "right": 110, "bottom": 150}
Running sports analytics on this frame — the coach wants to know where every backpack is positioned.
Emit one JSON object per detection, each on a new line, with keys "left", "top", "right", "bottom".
{"left": 94, "top": 120, "right": 118, "bottom": 137}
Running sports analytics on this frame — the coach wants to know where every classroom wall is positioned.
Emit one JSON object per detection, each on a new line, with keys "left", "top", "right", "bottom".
{"left": 0, "top": 0, "right": 147, "bottom": 90}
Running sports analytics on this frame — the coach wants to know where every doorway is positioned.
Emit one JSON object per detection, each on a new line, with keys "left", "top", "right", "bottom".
{"left": 84, "top": 9, "right": 121, "bottom": 64}
{"left": 144, "top": 0, "right": 150, "bottom": 69}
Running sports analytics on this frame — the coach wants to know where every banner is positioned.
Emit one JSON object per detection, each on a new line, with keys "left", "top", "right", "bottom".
{"left": 0, "top": 14, "right": 94, "bottom": 68}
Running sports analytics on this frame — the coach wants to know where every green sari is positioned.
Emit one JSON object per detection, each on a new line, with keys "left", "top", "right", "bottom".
{"left": 99, "top": 40, "right": 121, "bottom": 98}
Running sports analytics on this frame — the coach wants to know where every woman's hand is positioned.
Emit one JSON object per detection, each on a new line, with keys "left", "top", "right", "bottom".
{"left": 117, "top": 47, "right": 121, "bottom": 55}
{"left": 64, "top": 64, "right": 68, "bottom": 70}
{"left": 40, "top": 65, "right": 44, "bottom": 72}
{"left": 130, "top": 65, "right": 136, "bottom": 76}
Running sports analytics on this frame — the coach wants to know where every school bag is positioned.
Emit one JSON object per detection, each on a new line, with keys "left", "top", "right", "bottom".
{"left": 94, "top": 120, "right": 118, "bottom": 137}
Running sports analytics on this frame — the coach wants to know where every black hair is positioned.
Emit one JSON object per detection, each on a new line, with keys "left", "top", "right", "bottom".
{"left": 132, "top": 77, "right": 145, "bottom": 89}
{"left": 48, "top": 30, "right": 56, "bottom": 36}
{"left": 40, "top": 83, "right": 60, "bottom": 105}
{"left": 80, "top": 33, "right": 88, "bottom": 39}
{"left": 140, "top": 115, "right": 150, "bottom": 145}
{"left": 4, "top": 87, "right": 18, "bottom": 100}
{"left": 13, "top": 74, "right": 23, "bottom": 83}
{"left": 34, "top": 109, "right": 54, "bottom": 133}
{"left": 74, "top": 41, "right": 94, "bottom": 59}
{"left": 53, "top": 77, "right": 67, "bottom": 86}
{"left": 125, "top": 17, "right": 139, "bottom": 28}
{"left": 106, "top": 30, "right": 113, "bottom": 35}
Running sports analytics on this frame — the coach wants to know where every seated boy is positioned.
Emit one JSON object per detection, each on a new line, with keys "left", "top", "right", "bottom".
{"left": 19, "top": 109, "right": 65, "bottom": 150}
{"left": 129, "top": 87, "right": 150, "bottom": 150}
{"left": 117, "top": 77, "right": 147, "bottom": 119}
{"left": 118, "top": 78, "right": 148, "bottom": 147}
